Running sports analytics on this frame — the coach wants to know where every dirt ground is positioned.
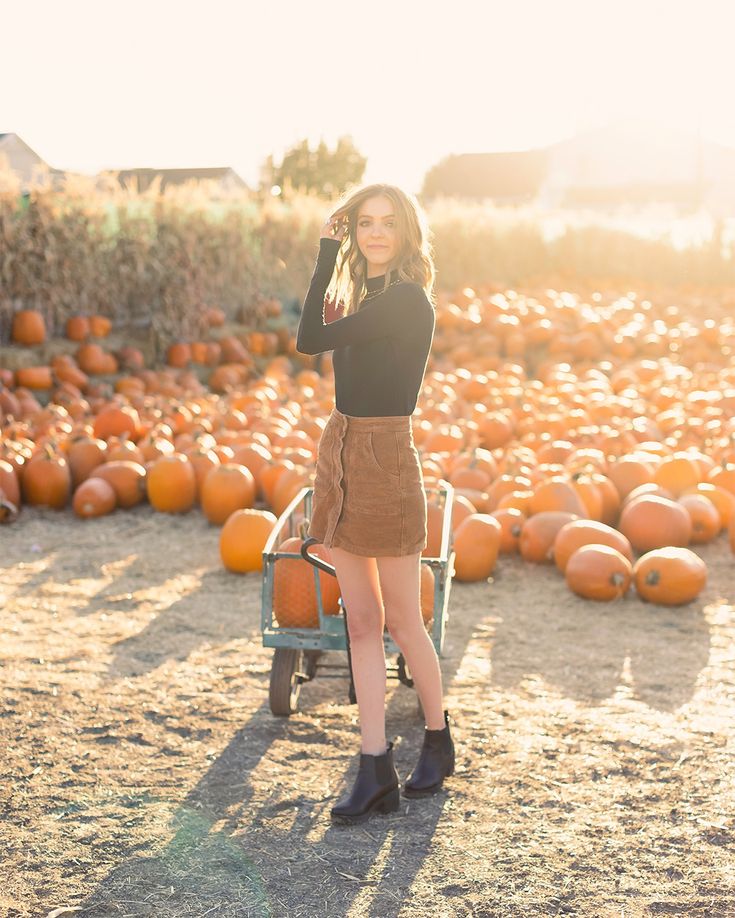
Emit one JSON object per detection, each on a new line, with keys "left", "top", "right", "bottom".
{"left": 1, "top": 504, "right": 733, "bottom": 918}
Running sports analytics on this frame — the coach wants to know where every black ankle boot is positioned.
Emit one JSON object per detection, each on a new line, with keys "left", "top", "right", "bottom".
{"left": 403, "top": 709, "right": 455, "bottom": 798}
{"left": 330, "top": 740, "right": 400, "bottom": 825}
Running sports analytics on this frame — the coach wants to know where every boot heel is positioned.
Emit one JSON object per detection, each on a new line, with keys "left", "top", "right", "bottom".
{"left": 375, "top": 787, "right": 400, "bottom": 814}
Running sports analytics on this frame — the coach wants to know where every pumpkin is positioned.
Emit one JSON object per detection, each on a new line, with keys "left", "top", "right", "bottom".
{"left": 618, "top": 495, "right": 692, "bottom": 554}
{"left": 677, "top": 494, "right": 721, "bottom": 544}
{"left": 22, "top": 446, "right": 71, "bottom": 509}
{"left": 72, "top": 477, "right": 117, "bottom": 518}
{"left": 490, "top": 507, "right": 526, "bottom": 553}
{"left": 167, "top": 343, "right": 192, "bottom": 368}
{"left": 632, "top": 547, "right": 707, "bottom": 606}
{"left": 66, "top": 316, "right": 91, "bottom": 341}
{"left": 681, "top": 483, "right": 735, "bottom": 530}
{"left": 0, "top": 489, "right": 19, "bottom": 524}
{"left": 420, "top": 563, "right": 435, "bottom": 626}
{"left": 201, "top": 463, "right": 257, "bottom": 524}
{"left": 220, "top": 508, "right": 278, "bottom": 573}
{"left": 89, "top": 315, "right": 112, "bottom": 337}
{"left": 205, "top": 306, "right": 226, "bottom": 327}
{"left": 272, "top": 536, "right": 341, "bottom": 627}
{"left": 519, "top": 511, "right": 580, "bottom": 564}
{"left": 93, "top": 460, "right": 147, "bottom": 508}
{"left": 15, "top": 366, "right": 53, "bottom": 390}
{"left": 92, "top": 404, "right": 141, "bottom": 441}
{"left": 0, "top": 459, "right": 21, "bottom": 508}
{"left": 77, "top": 343, "right": 109, "bottom": 375}
{"left": 528, "top": 476, "right": 589, "bottom": 517}
{"left": 565, "top": 544, "right": 632, "bottom": 601}
{"left": 452, "top": 513, "right": 502, "bottom": 581}
{"left": 146, "top": 454, "right": 197, "bottom": 513}
{"left": 185, "top": 445, "right": 220, "bottom": 493}
{"left": 67, "top": 435, "right": 107, "bottom": 487}
{"left": 12, "top": 309, "right": 46, "bottom": 346}
{"left": 553, "top": 520, "right": 633, "bottom": 573}
{"left": 652, "top": 453, "right": 702, "bottom": 497}
{"left": 606, "top": 457, "right": 655, "bottom": 500}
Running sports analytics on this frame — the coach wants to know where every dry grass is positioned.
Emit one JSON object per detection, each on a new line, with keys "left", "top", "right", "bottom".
{"left": 3, "top": 166, "right": 735, "bottom": 358}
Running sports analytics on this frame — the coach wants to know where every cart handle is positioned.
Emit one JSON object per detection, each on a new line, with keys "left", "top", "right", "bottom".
{"left": 301, "top": 537, "right": 338, "bottom": 577}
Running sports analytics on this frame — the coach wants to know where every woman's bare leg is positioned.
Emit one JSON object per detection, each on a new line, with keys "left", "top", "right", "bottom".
{"left": 377, "top": 551, "right": 446, "bottom": 730}
{"left": 329, "top": 546, "right": 387, "bottom": 755}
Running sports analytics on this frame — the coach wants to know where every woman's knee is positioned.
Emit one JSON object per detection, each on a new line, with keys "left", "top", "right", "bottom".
{"left": 346, "top": 603, "right": 384, "bottom": 641}
{"left": 384, "top": 604, "right": 424, "bottom": 645}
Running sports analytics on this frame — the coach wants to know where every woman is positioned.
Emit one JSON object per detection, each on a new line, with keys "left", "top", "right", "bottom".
{"left": 296, "top": 183, "right": 455, "bottom": 825}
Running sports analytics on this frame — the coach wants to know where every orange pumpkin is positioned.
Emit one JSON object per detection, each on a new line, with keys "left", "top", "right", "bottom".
{"left": 22, "top": 446, "right": 71, "bottom": 509}
{"left": 167, "top": 342, "right": 192, "bottom": 368}
{"left": 519, "top": 511, "right": 580, "bottom": 564}
{"left": 12, "top": 309, "right": 46, "bottom": 346}
{"left": 676, "top": 494, "right": 721, "bottom": 544}
{"left": 72, "top": 477, "right": 117, "bottom": 518}
{"left": 490, "top": 507, "right": 526, "bottom": 554}
{"left": 94, "top": 460, "right": 147, "bottom": 508}
{"left": 67, "top": 435, "right": 107, "bottom": 487}
{"left": 420, "top": 563, "right": 435, "bottom": 626}
{"left": 201, "top": 463, "right": 257, "bottom": 524}
{"left": 272, "top": 537, "right": 341, "bottom": 627}
{"left": 565, "top": 544, "right": 632, "bottom": 601}
{"left": 681, "top": 483, "right": 735, "bottom": 530}
{"left": 220, "top": 508, "right": 278, "bottom": 573}
{"left": 146, "top": 454, "right": 197, "bottom": 513}
{"left": 553, "top": 520, "right": 633, "bottom": 573}
{"left": 452, "top": 513, "right": 502, "bottom": 581}
{"left": 89, "top": 315, "right": 112, "bottom": 337}
{"left": 632, "top": 547, "right": 707, "bottom": 606}
{"left": 66, "top": 315, "right": 91, "bottom": 341}
{"left": 15, "top": 366, "right": 53, "bottom": 390}
{"left": 0, "top": 488, "right": 19, "bottom": 524}
{"left": 528, "top": 476, "right": 589, "bottom": 518}
{"left": 92, "top": 404, "right": 141, "bottom": 441}
{"left": 0, "top": 459, "right": 21, "bottom": 508}
{"left": 618, "top": 495, "right": 692, "bottom": 554}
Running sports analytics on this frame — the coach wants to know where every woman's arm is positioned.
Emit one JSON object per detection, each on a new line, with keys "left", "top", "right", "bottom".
{"left": 296, "top": 238, "right": 430, "bottom": 356}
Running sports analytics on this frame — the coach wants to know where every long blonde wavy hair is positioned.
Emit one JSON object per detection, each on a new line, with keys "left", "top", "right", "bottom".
{"left": 325, "top": 183, "right": 436, "bottom": 317}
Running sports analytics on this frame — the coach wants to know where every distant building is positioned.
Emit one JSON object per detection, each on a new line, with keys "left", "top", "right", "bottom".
{"left": 423, "top": 120, "right": 735, "bottom": 216}
{"left": 0, "top": 133, "right": 250, "bottom": 196}
{"left": 0, "top": 132, "right": 71, "bottom": 191}
{"left": 105, "top": 166, "right": 250, "bottom": 195}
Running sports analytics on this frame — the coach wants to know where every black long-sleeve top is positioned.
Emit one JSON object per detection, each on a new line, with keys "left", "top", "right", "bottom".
{"left": 296, "top": 237, "right": 435, "bottom": 416}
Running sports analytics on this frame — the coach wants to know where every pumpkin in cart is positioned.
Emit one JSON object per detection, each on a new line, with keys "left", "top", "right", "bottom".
{"left": 272, "top": 537, "right": 341, "bottom": 627}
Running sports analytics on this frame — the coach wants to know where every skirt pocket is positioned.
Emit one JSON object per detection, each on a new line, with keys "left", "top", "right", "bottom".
{"left": 368, "top": 430, "right": 401, "bottom": 479}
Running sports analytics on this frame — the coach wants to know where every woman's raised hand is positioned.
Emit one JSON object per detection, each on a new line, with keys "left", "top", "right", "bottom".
{"left": 320, "top": 214, "right": 348, "bottom": 242}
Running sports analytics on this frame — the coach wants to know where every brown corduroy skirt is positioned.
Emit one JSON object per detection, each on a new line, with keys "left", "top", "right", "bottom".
{"left": 307, "top": 407, "right": 427, "bottom": 557}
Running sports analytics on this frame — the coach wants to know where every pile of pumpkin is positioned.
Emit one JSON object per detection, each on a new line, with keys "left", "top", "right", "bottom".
{"left": 2, "top": 294, "right": 735, "bottom": 614}
{"left": 3, "top": 305, "right": 288, "bottom": 394}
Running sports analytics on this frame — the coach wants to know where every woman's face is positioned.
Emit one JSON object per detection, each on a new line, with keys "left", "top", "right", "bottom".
{"left": 355, "top": 195, "right": 399, "bottom": 275}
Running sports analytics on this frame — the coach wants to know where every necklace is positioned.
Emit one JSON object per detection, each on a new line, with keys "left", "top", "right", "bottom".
{"left": 361, "top": 277, "right": 403, "bottom": 303}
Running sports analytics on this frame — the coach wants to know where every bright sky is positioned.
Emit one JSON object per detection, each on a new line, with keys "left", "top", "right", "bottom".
{"left": 2, "top": 0, "right": 734, "bottom": 194}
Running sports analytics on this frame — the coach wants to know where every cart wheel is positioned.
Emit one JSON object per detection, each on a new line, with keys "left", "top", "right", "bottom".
{"left": 269, "top": 648, "right": 304, "bottom": 716}
{"left": 304, "top": 649, "right": 322, "bottom": 680}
